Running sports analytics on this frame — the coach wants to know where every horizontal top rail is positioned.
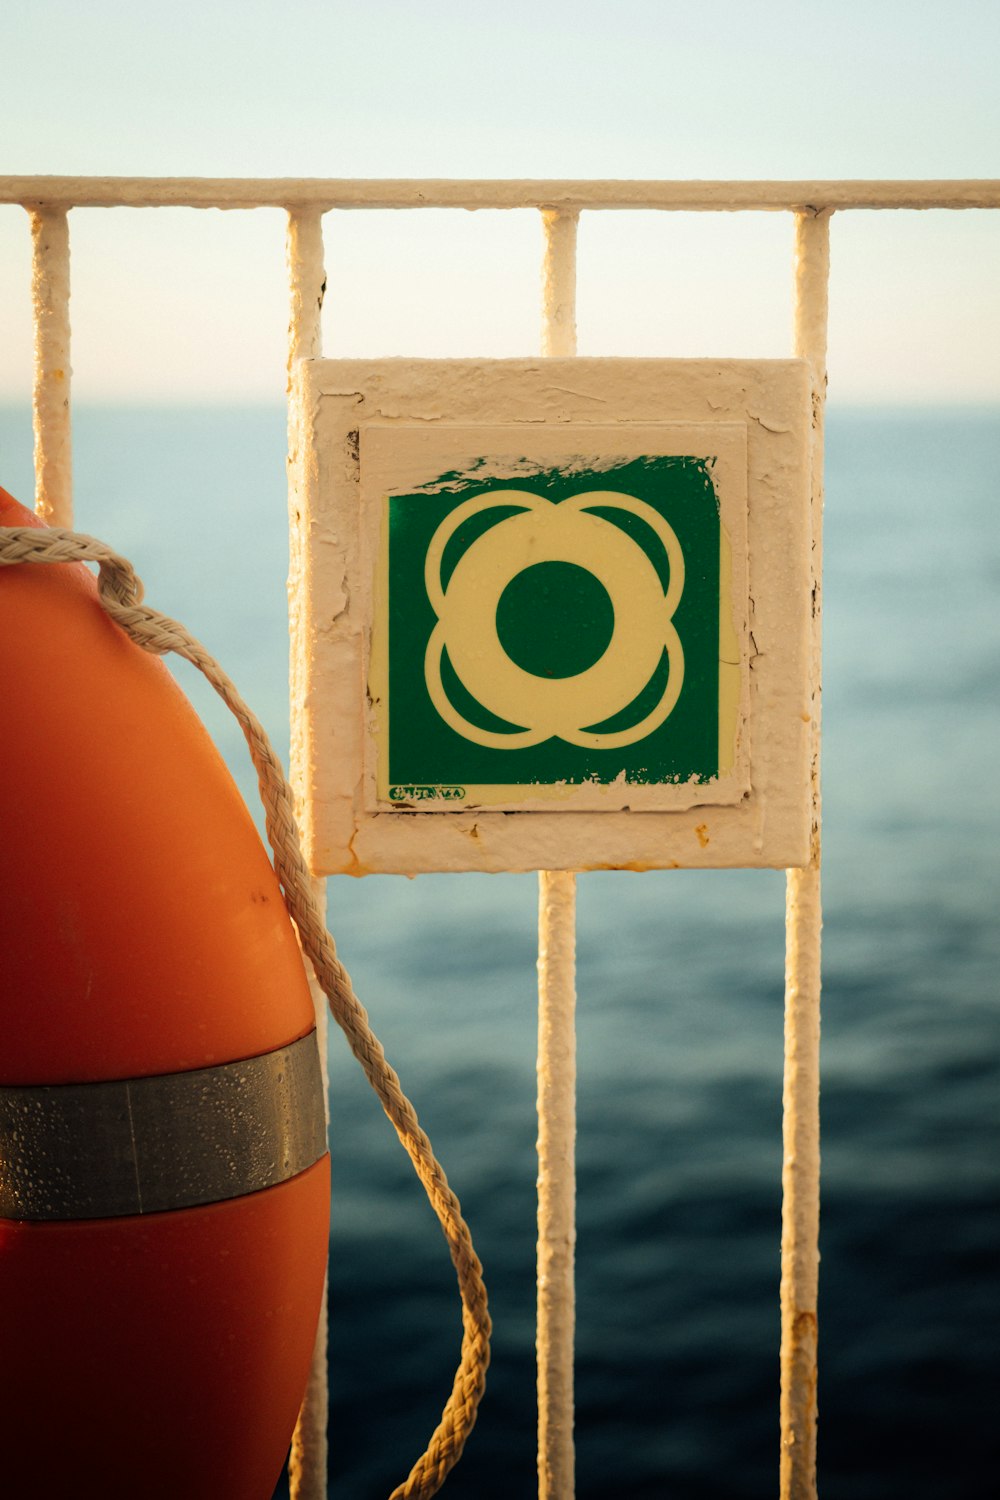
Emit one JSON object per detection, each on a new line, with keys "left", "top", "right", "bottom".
{"left": 2, "top": 177, "right": 1000, "bottom": 213}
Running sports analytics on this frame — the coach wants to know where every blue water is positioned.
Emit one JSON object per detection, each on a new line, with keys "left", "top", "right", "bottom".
{"left": 1, "top": 406, "right": 997, "bottom": 1498}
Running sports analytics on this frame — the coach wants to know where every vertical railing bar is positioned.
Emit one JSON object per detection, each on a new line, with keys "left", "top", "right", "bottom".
{"left": 536, "top": 868, "right": 578, "bottom": 1500}
{"left": 285, "top": 206, "right": 330, "bottom": 1500}
{"left": 540, "top": 208, "right": 579, "bottom": 360}
{"left": 537, "top": 207, "right": 580, "bottom": 1500}
{"left": 29, "top": 206, "right": 73, "bottom": 525}
{"left": 287, "top": 209, "right": 327, "bottom": 366}
{"left": 780, "top": 208, "right": 831, "bottom": 1500}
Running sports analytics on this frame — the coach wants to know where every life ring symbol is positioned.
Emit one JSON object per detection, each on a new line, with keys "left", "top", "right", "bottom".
{"left": 423, "top": 489, "right": 685, "bottom": 750}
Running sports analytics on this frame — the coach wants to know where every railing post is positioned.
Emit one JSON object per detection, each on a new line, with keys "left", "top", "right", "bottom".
{"left": 780, "top": 207, "right": 831, "bottom": 1500}
{"left": 537, "top": 207, "right": 580, "bottom": 1500}
{"left": 285, "top": 206, "right": 330, "bottom": 1500}
{"left": 541, "top": 208, "right": 579, "bottom": 360}
{"left": 537, "top": 864, "right": 578, "bottom": 1500}
{"left": 29, "top": 206, "right": 73, "bottom": 524}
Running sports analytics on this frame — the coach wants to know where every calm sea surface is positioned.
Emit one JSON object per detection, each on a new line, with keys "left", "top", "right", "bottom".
{"left": 1, "top": 406, "right": 997, "bottom": 1498}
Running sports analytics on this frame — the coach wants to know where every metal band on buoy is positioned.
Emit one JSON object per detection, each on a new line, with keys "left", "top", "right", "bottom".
{"left": 0, "top": 1030, "right": 327, "bottom": 1221}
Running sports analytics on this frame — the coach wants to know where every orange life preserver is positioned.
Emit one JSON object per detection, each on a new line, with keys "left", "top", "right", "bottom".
{"left": 0, "top": 486, "right": 330, "bottom": 1498}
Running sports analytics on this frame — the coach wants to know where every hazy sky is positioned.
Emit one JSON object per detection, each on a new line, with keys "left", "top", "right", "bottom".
{"left": 1, "top": 0, "right": 998, "bottom": 402}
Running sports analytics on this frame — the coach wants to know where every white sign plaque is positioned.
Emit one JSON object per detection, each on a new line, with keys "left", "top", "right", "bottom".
{"left": 289, "top": 358, "right": 813, "bottom": 875}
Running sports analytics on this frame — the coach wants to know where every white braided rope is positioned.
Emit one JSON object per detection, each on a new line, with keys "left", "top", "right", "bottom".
{"left": 0, "top": 525, "right": 491, "bottom": 1499}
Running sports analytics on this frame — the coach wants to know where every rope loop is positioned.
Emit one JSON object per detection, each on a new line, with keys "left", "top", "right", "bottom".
{"left": 0, "top": 523, "right": 490, "bottom": 1497}
{"left": 96, "top": 555, "right": 145, "bottom": 609}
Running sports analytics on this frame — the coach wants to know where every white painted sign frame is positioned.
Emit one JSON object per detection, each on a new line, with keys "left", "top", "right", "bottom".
{"left": 289, "top": 357, "right": 813, "bottom": 875}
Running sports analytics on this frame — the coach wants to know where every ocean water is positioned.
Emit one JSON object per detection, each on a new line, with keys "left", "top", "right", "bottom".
{"left": 1, "top": 406, "right": 997, "bottom": 1498}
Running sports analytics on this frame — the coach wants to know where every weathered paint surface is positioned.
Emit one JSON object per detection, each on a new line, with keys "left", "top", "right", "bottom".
{"left": 536, "top": 867, "right": 577, "bottom": 1500}
{"left": 779, "top": 209, "right": 831, "bottom": 1500}
{"left": 289, "top": 356, "right": 813, "bottom": 875}
{"left": 284, "top": 207, "right": 330, "bottom": 1500}
{"left": 4, "top": 175, "right": 999, "bottom": 210}
{"left": 30, "top": 207, "right": 73, "bottom": 525}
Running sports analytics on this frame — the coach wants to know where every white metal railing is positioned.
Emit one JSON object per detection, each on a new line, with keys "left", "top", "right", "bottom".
{"left": 4, "top": 175, "right": 999, "bottom": 1500}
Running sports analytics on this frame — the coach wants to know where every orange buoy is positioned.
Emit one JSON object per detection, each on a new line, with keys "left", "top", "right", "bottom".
{"left": 0, "top": 487, "right": 331, "bottom": 1498}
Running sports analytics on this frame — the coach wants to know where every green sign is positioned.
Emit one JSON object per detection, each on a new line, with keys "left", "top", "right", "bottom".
{"left": 371, "top": 454, "right": 737, "bottom": 810}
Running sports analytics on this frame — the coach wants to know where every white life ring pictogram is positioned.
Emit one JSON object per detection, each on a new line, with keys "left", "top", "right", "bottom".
{"left": 423, "top": 489, "right": 685, "bottom": 750}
